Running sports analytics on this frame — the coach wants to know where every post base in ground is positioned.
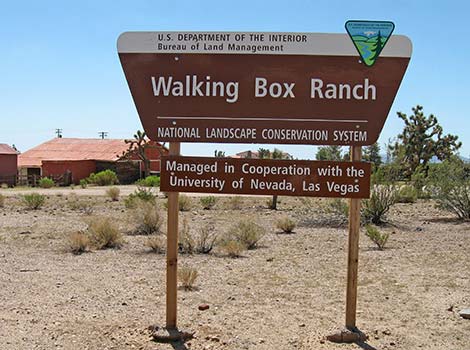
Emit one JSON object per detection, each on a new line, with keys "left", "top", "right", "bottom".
{"left": 149, "top": 325, "right": 194, "bottom": 343}
{"left": 326, "top": 327, "right": 367, "bottom": 343}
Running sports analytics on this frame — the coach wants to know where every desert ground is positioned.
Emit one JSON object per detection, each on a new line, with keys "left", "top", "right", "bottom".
{"left": 0, "top": 185, "right": 469, "bottom": 350}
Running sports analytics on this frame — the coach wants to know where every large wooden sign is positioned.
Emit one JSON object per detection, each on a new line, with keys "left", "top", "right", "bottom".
{"left": 118, "top": 31, "right": 412, "bottom": 145}
{"left": 160, "top": 156, "right": 371, "bottom": 198}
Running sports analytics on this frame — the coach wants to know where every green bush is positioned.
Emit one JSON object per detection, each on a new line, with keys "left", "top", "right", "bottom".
{"left": 362, "top": 185, "right": 398, "bottom": 225}
{"left": 22, "top": 193, "right": 46, "bottom": 210}
{"left": 396, "top": 185, "right": 418, "bottom": 203}
{"left": 135, "top": 175, "right": 160, "bottom": 187}
{"left": 124, "top": 186, "right": 156, "bottom": 208}
{"left": 365, "top": 224, "right": 390, "bottom": 250}
{"left": 79, "top": 179, "right": 88, "bottom": 189}
{"left": 38, "top": 177, "right": 54, "bottom": 188}
{"left": 200, "top": 196, "right": 217, "bottom": 210}
{"left": 87, "top": 170, "right": 118, "bottom": 186}
{"left": 427, "top": 158, "right": 470, "bottom": 220}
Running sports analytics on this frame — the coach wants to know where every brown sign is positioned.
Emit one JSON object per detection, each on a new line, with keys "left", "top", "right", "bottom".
{"left": 118, "top": 32, "right": 412, "bottom": 145}
{"left": 160, "top": 156, "right": 371, "bottom": 198}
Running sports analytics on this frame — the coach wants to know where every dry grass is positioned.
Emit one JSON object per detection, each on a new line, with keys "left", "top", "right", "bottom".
{"left": 219, "top": 239, "right": 245, "bottom": 258}
{"left": 178, "top": 194, "right": 192, "bottom": 211}
{"left": 106, "top": 187, "right": 120, "bottom": 201}
{"left": 276, "top": 216, "right": 296, "bottom": 233}
{"left": 226, "top": 218, "right": 265, "bottom": 249}
{"left": 0, "top": 194, "right": 5, "bottom": 208}
{"left": 86, "top": 216, "right": 123, "bottom": 249}
{"left": 145, "top": 235, "right": 166, "bottom": 253}
{"left": 178, "top": 265, "right": 198, "bottom": 291}
{"left": 226, "top": 196, "right": 243, "bottom": 210}
{"left": 68, "top": 231, "right": 90, "bottom": 255}
{"left": 178, "top": 218, "right": 194, "bottom": 254}
{"left": 129, "top": 201, "right": 162, "bottom": 235}
{"left": 200, "top": 196, "right": 217, "bottom": 210}
{"left": 67, "top": 194, "right": 95, "bottom": 214}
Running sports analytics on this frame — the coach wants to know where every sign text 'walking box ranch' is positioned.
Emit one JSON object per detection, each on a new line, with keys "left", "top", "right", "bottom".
{"left": 118, "top": 31, "right": 412, "bottom": 145}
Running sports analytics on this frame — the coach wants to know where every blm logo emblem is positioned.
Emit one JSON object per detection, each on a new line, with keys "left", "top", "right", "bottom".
{"left": 345, "top": 20, "right": 395, "bottom": 67}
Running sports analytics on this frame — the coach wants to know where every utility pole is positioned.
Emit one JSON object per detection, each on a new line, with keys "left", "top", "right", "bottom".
{"left": 55, "top": 129, "right": 63, "bottom": 138}
{"left": 98, "top": 131, "right": 108, "bottom": 139}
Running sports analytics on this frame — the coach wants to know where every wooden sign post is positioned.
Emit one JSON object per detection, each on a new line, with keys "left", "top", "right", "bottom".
{"left": 346, "top": 145, "right": 362, "bottom": 329}
{"left": 117, "top": 30, "right": 412, "bottom": 342}
{"left": 166, "top": 142, "right": 180, "bottom": 329}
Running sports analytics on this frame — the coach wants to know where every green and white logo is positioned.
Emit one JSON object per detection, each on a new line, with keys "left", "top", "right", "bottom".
{"left": 345, "top": 20, "right": 395, "bottom": 67}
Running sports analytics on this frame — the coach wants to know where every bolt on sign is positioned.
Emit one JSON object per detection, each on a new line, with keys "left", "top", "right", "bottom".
{"left": 160, "top": 156, "right": 371, "bottom": 198}
{"left": 117, "top": 31, "right": 412, "bottom": 145}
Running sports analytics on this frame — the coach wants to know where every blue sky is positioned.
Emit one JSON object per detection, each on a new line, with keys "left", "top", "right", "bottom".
{"left": 1, "top": 0, "right": 469, "bottom": 159}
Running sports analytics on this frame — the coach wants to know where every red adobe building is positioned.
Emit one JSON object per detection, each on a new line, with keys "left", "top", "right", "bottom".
{"left": 0, "top": 144, "right": 19, "bottom": 186}
{"left": 18, "top": 138, "right": 168, "bottom": 185}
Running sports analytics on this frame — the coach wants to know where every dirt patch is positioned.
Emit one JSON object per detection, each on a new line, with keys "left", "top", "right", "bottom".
{"left": 0, "top": 192, "right": 469, "bottom": 349}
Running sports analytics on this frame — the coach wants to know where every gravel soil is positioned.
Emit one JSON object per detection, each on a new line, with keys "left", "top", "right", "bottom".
{"left": 0, "top": 187, "right": 469, "bottom": 350}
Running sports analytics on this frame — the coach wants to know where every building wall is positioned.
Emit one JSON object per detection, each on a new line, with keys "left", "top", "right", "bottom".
{"left": 42, "top": 160, "right": 96, "bottom": 184}
{"left": 0, "top": 154, "right": 18, "bottom": 185}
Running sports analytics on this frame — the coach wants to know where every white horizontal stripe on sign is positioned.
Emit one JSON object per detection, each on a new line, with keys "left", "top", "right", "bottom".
{"left": 117, "top": 31, "right": 412, "bottom": 57}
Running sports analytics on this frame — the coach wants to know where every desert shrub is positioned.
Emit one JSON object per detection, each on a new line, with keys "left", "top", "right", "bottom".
{"left": 145, "top": 235, "right": 166, "bottom": 253}
{"left": 396, "top": 185, "right": 417, "bottom": 203}
{"left": 87, "top": 217, "right": 123, "bottom": 249}
{"left": 87, "top": 170, "right": 118, "bottom": 186}
{"left": 200, "top": 196, "right": 217, "bottom": 210}
{"left": 79, "top": 179, "right": 88, "bottom": 188}
{"left": 178, "top": 194, "right": 192, "bottom": 211}
{"left": 178, "top": 218, "right": 195, "bottom": 254}
{"left": 227, "top": 196, "right": 243, "bottom": 210}
{"left": 226, "top": 219, "right": 265, "bottom": 250}
{"left": 21, "top": 193, "right": 46, "bottom": 210}
{"left": 124, "top": 186, "right": 156, "bottom": 208}
{"left": 178, "top": 265, "right": 198, "bottom": 291}
{"left": 130, "top": 201, "right": 162, "bottom": 235}
{"left": 362, "top": 185, "right": 398, "bottom": 225}
{"left": 135, "top": 175, "right": 160, "bottom": 187}
{"left": 219, "top": 239, "right": 245, "bottom": 258}
{"left": 365, "top": 224, "right": 390, "bottom": 250}
{"left": 0, "top": 194, "right": 5, "bottom": 208}
{"left": 195, "top": 225, "right": 218, "bottom": 254}
{"left": 178, "top": 220, "right": 217, "bottom": 254}
{"left": 68, "top": 231, "right": 90, "bottom": 255}
{"left": 106, "top": 187, "right": 120, "bottom": 201}
{"left": 427, "top": 158, "right": 470, "bottom": 220}
{"left": 276, "top": 216, "right": 296, "bottom": 233}
{"left": 325, "top": 198, "right": 349, "bottom": 217}
{"left": 67, "top": 194, "right": 95, "bottom": 214}
{"left": 38, "top": 177, "right": 54, "bottom": 188}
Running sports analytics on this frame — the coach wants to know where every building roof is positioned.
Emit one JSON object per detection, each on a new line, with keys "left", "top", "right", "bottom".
{"left": 18, "top": 138, "right": 165, "bottom": 168}
{"left": 0, "top": 144, "right": 19, "bottom": 155}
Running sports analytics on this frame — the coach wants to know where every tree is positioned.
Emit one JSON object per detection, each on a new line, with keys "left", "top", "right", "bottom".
{"left": 315, "top": 146, "right": 344, "bottom": 161}
{"left": 389, "top": 105, "right": 462, "bottom": 178}
{"left": 214, "top": 150, "right": 225, "bottom": 158}
{"left": 123, "top": 130, "right": 163, "bottom": 178}
{"left": 363, "top": 142, "right": 382, "bottom": 168}
{"left": 371, "top": 31, "right": 383, "bottom": 62}
{"left": 257, "top": 147, "right": 292, "bottom": 210}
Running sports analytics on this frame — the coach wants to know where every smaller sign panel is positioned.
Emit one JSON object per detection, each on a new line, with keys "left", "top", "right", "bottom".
{"left": 160, "top": 156, "right": 371, "bottom": 198}
{"left": 345, "top": 21, "right": 395, "bottom": 67}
